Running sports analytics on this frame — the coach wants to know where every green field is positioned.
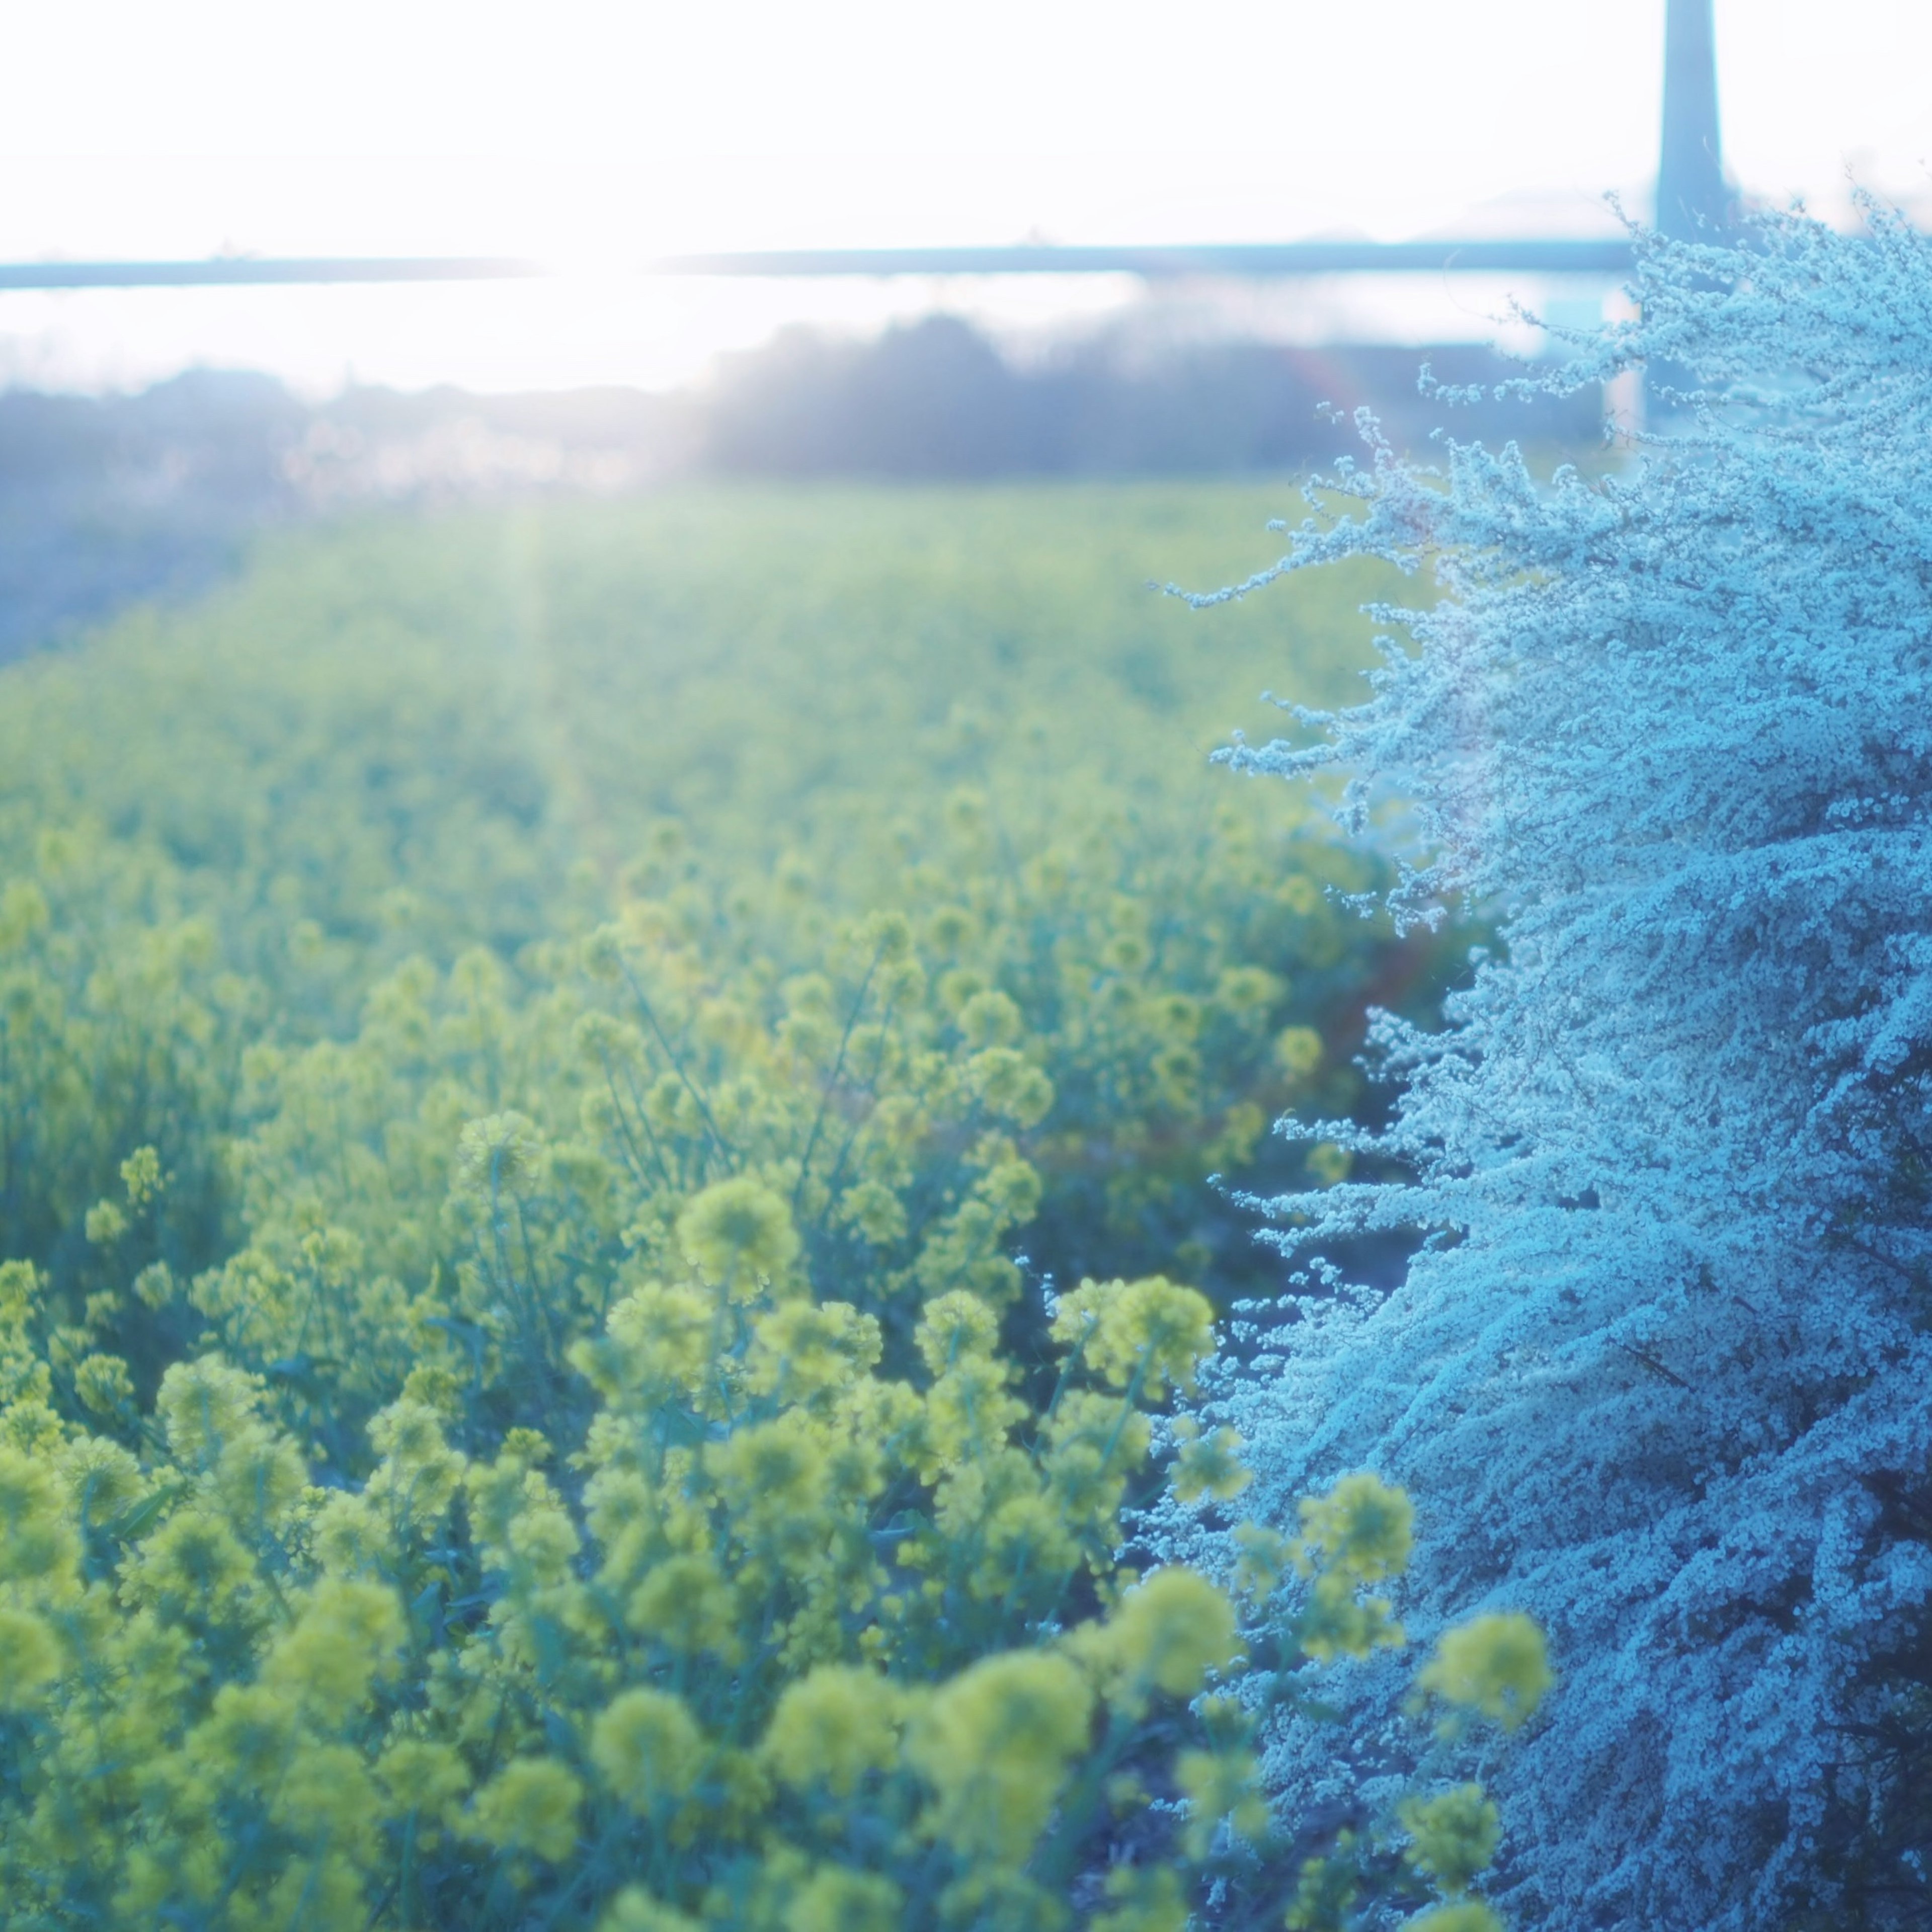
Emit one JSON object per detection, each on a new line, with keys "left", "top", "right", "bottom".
{"left": 3, "top": 484, "right": 1392, "bottom": 947}
{"left": 0, "top": 484, "right": 1499, "bottom": 1932}
{"left": 2, "top": 480, "right": 1439, "bottom": 1331}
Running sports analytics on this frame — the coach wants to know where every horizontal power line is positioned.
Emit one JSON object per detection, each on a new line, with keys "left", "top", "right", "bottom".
{"left": 0, "top": 237, "right": 1634, "bottom": 292}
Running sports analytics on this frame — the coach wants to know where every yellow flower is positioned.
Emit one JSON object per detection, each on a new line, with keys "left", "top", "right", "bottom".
{"left": 1283, "top": 1841, "right": 1360, "bottom": 1932}
{"left": 1273, "top": 1025, "right": 1324, "bottom": 1081}
{"left": 596, "top": 1281, "right": 716, "bottom": 1395}
{"left": 1296, "top": 1471, "right": 1413, "bottom": 1584}
{"left": 1306, "top": 1141, "right": 1353, "bottom": 1186}
{"left": 964, "top": 1048, "right": 1054, "bottom": 1128}
{"left": 270, "top": 1742, "right": 383, "bottom": 1852}
{"left": 456, "top": 1110, "right": 543, "bottom": 1192}
{"left": 84, "top": 1199, "right": 128, "bottom": 1245}
{"left": 154, "top": 1355, "right": 263, "bottom": 1470}
{"left": 625, "top": 1553, "right": 741, "bottom": 1660}
{"left": 1170, "top": 1421, "right": 1252, "bottom": 1504}
{"left": 1101, "top": 1569, "right": 1244, "bottom": 1707}
{"left": 365, "top": 1398, "right": 466, "bottom": 1526}
{"left": 0, "top": 1605, "right": 61, "bottom": 1709}
{"left": 1090, "top": 1866, "right": 1190, "bottom": 1932}
{"left": 376, "top": 1737, "right": 471, "bottom": 1826}
{"left": 1400, "top": 1783, "right": 1501, "bottom": 1895}
{"left": 1052, "top": 1276, "right": 1218, "bottom": 1400}
{"left": 1299, "top": 1570, "right": 1404, "bottom": 1663}
{"left": 704, "top": 1414, "right": 830, "bottom": 1532}
{"left": 214, "top": 1421, "right": 309, "bottom": 1525}
{"left": 55, "top": 1432, "right": 146, "bottom": 1527}
{"left": 957, "top": 989, "right": 1022, "bottom": 1049}
{"left": 589, "top": 1686, "right": 706, "bottom": 1811}
{"left": 1174, "top": 1747, "right": 1269, "bottom": 1859}
{"left": 266, "top": 1578, "right": 407, "bottom": 1709}
{"left": 783, "top": 1866, "right": 903, "bottom": 1932}
{"left": 764, "top": 1665, "right": 903, "bottom": 1798}
{"left": 748, "top": 1301, "right": 882, "bottom": 1402}
{"left": 907, "top": 1650, "right": 1093, "bottom": 1861}
{"left": 119, "top": 1145, "right": 164, "bottom": 1205}
{"left": 0, "top": 1444, "right": 77, "bottom": 1583}
{"left": 1230, "top": 1521, "right": 1294, "bottom": 1602}
{"left": 0, "top": 878, "right": 48, "bottom": 949}
{"left": 72, "top": 1352, "right": 135, "bottom": 1416}
{"left": 914, "top": 1291, "right": 1003, "bottom": 1375}
{"left": 677, "top": 1177, "right": 800, "bottom": 1292}
{"left": 922, "top": 1353, "right": 1028, "bottom": 1474}
{"left": 1403, "top": 1905, "right": 1505, "bottom": 1932}
{"left": 837, "top": 1179, "right": 907, "bottom": 1247}
{"left": 188, "top": 1682, "right": 300, "bottom": 1785}
{"left": 1416, "top": 1613, "right": 1553, "bottom": 1733}
{"left": 254, "top": 1853, "right": 369, "bottom": 1932}
{"left": 132, "top": 1508, "right": 254, "bottom": 1609}
{"left": 468, "top": 1756, "right": 585, "bottom": 1863}
{"left": 598, "top": 1888, "right": 702, "bottom": 1932}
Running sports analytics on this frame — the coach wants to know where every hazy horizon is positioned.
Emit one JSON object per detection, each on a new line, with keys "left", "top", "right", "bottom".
{"left": 5, "top": 0, "right": 1928, "bottom": 395}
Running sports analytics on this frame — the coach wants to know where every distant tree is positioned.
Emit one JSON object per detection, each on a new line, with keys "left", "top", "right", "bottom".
{"left": 1159, "top": 204, "right": 1932, "bottom": 1930}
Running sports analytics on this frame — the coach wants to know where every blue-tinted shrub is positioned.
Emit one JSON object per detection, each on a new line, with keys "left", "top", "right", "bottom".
{"left": 1158, "top": 205, "right": 1932, "bottom": 1929}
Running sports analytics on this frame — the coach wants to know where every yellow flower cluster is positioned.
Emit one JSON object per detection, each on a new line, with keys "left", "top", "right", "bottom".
{"left": 0, "top": 1131, "right": 1550, "bottom": 1931}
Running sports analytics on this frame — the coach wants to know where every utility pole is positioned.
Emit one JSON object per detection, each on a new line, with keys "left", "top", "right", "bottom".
{"left": 1657, "top": 0, "right": 1728, "bottom": 237}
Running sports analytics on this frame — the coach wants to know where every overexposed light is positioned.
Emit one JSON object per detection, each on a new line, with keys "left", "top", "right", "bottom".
{"left": 3, "top": 0, "right": 1928, "bottom": 393}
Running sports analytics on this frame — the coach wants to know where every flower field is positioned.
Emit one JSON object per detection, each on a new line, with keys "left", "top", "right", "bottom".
{"left": 0, "top": 484, "right": 1532, "bottom": 1930}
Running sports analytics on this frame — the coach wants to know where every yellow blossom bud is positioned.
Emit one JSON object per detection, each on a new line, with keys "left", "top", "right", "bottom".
{"left": 1274, "top": 1025, "right": 1324, "bottom": 1081}
{"left": 1403, "top": 1905, "right": 1505, "bottom": 1932}
{"left": 119, "top": 1145, "right": 164, "bottom": 1205}
{"left": 134, "top": 1508, "right": 254, "bottom": 1610}
{"left": 1400, "top": 1783, "right": 1501, "bottom": 1895}
{"left": 266, "top": 1578, "right": 407, "bottom": 1709}
{"left": 377, "top": 1737, "right": 470, "bottom": 1826}
{"left": 783, "top": 1866, "right": 903, "bottom": 1932}
{"left": 0, "top": 1445, "right": 77, "bottom": 1582}
{"left": 1300, "top": 1570, "right": 1405, "bottom": 1663}
{"left": 1091, "top": 1865, "right": 1190, "bottom": 1932}
{"left": 155, "top": 1355, "right": 263, "bottom": 1471}
{"left": 1052, "top": 1276, "right": 1218, "bottom": 1400}
{"left": 677, "top": 1177, "right": 800, "bottom": 1292}
{"left": 189, "top": 1682, "right": 299, "bottom": 1784}
{"left": 1296, "top": 1471, "right": 1413, "bottom": 1584}
{"left": 1416, "top": 1613, "right": 1553, "bottom": 1733}
{"left": 1101, "top": 1569, "right": 1244, "bottom": 1708}
{"left": 964, "top": 1048, "right": 1054, "bottom": 1128}
{"left": 598, "top": 1888, "right": 702, "bottom": 1932}
{"left": 468, "top": 1756, "right": 584, "bottom": 1863}
{"left": 957, "top": 989, "right": 1022, "bottom": 1049}
{"left": 1170, "top": 1421, "right": 1252, "bottom": 1504}
{"left": 907, "top": 1651, "right": 1093, "bottom": 1861}
{"left": 84, "top": 1200, "right": 127, "bottom": 1245}
{"left": 763, "top": 1665, "right": 903, "bottom": 1797}
{"left": 1175, "top": 1747, "right": 1270, "bottom": 1859}
{"left": 1230, "top": 1521, "right": 1294, "bottom": 1602}
{"left": 589, "top": 1686, "right": 706, "bottom": 1811}
{"left": 456, "top": 1111, "right": 542, "bottom": 1192}
{"left": 625, "top": 1553, "right": 740, "bottom": 1659}
{"left": 269, "top": 1742, "right": 383, "bottom": 1849}
{"left": 0, "top": 1605, "right": 62, "bottom": 1709}
{"left": 748, "top": 1301, "right": 881, "bottom": 1402}
{"left": 914, "top": 1292, "right": 1003, "bottom": 1376}
{"left": 72, "top": 1352, "right": 135, "bottom": 1416}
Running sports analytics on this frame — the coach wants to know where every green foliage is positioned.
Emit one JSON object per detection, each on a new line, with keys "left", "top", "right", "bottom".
{"left": 0, "top": 485, "right": 1516, "bottom": 1926}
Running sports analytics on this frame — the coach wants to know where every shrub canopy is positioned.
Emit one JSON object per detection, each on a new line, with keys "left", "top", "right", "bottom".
{"left": 1158, "top": 206, "right": 1932, "bottom": 1930}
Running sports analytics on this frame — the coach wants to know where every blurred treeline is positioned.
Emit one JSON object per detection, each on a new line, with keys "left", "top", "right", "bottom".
{"left": 0, "top": 314, "right": 1598, "bottom": 659}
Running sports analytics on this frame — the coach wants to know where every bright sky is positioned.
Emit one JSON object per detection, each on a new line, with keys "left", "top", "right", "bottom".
{"left": 3, "top": 0, "right": 1928, "bottom": 394}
